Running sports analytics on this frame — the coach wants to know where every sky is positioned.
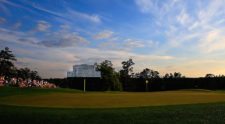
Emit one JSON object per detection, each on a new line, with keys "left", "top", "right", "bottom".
{"left": 0, "top": 0, "right": 225, "bottom": 78}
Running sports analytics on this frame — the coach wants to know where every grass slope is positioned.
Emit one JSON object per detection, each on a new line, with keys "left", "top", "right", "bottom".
{"left": 0, "top": 87, "right": 82, "bottom": 97}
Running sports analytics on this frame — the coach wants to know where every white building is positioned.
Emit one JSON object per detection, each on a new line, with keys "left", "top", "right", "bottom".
{"left": 67, "top": 64, "right": 101, "bottom": 78}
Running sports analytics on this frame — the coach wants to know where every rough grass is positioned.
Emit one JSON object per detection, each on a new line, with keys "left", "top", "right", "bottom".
{"left": 1, "top": 87, "right": 225, "bottom": 108}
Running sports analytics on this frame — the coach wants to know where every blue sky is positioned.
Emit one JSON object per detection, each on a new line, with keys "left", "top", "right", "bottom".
{"left": 0, "top": 0, "right": 225, "bottom": 78}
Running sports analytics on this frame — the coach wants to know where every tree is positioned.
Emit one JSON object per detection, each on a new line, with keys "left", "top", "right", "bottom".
{"left": 0, "top": 47, "right": 17, "bottom": 78}
{"left": 95, "top": 60, "right": 122, "bottom": 91}
{"left": 205, "top": 73, "right": 215, "bottom": 78}
{"left": 217, "top": 74, "right": 225, "bottom": 78}
{"left": 17, "top": 68, "right": 31, "bottom": 80}
{"left": 120, "top": 58, "right": 135, "bottom": 78}
{"left": 173, "top": 72, "right": 183, "bottom": 78}
{"left": 30, "top": 70, "right": 41, "bottom": 80}
{"left": 164, "top": 72, "right": 185, "bottom": 78}
{"left": 140, "top": 68, "right": 160, "bottom": 79}
{"left": 17, "top": 68, "right": 41, "bottom": 80}
{"left": 164, "top": 73, "right": 170, "bottom": 78}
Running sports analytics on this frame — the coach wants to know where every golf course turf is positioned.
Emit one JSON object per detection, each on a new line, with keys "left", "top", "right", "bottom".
{"left": 1, "top": 87, "right": 225, "bottom": 123}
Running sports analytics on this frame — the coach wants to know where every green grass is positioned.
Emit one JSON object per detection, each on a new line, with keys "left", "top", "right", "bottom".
{"left": 1, "top": 87, "right": 225, "bottom": 123}
{"left": 1, "top": 87, "right": 225, "bottom": 108}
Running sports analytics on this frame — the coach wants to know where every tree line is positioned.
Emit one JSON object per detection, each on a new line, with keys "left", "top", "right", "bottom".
{"left": 94, "top": 59, "right": 186, "bottom": 91}
{"left": 94, "top": 58, "right": 224, "bottom": 91}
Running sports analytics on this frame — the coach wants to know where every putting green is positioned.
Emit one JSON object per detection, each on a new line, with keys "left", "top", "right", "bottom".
{"left": 1, "top": 89, "right": 225, "bottom": 108}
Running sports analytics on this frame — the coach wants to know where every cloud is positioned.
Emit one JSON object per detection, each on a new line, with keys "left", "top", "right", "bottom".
{"left": 0, "top": 28, "right": 27, "bottom": 43}
{"left": 0, "top": 0, "right": 35, "bottom": 13}
{"left": 12, "top": 22, "right": 22, "bottom": 29}
{"left": 38, "top": 32, "right": 89, "bottom": 47}
{"left": 124, "top": 39, "right": 145, "bottom": 48}
{"left": 60, "top": 24, "right": 70, "bottom": 30}
{"left": 198, "top": 28, "right": 225, "bottom": 53}
{"left": 0, "top": 27, "right": 89, "bottom": 48}
{"left": 67, "top": 9, "right": 101, "bottom": 23}
{"left": 135, "top": 0, "right": 155, "bottom": 13}
{"left": 135, "top": 0, "right": 179, "bottom": 16}
{"left": 0, "top": 17, "right": 6, "bottom": 24}
{"left": 0, "top": 0, "right": 102, "bottom": 24}
{"left": 98, "top": 38, "right": 159, "bottom": 51}
{"left": 124, "top": 39, "right": 158, "bottom": 48}
{"left": 98, "top": 38, "right": 119, "bottom": 49}
{"left": 0, "top": 2, "right": 10, "bottom": 15}
{"left": 0, "top": 28, "right": 35, "bottom": 44}
{"left": 36, "top": 20, "right": 51, "bottom": 32}
{"left": 29, "top": 2, "right": 101, "bottom": 24}
{"left": 176, "top": 9, "right": 191, "bottom": 25}
{"left": 93, "top": 30, "right": 114, "bottom": 40}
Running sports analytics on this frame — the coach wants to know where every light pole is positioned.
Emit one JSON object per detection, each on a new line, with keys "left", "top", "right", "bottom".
{"left": 145, "top": 80, "right": 149, "bottom": 92}
{"left": 83, "top": 78, "right": 86, "bottom": 92}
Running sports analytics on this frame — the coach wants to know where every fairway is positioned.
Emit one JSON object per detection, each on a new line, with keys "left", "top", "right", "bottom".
{"left": 1, "top": 87, "right": 225, "bottom": 108}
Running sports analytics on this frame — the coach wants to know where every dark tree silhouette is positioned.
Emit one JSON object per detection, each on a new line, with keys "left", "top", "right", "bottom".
{"left": 17, "top": 68, "right": 41, "bottom": 80}
{"left": 30, "top": 70, "right": 41, "bottom": 80}
{"left": 140, "top": 68, "right": 160, "bottom": 79}
{"left": 0, "top": 47, "right": 17, "bottom": 78}
{"left": 205, "top": 73, "right": 215, "bottom": 78}
{"left": 173, "top": 72, "right": 183, "bottom": 78}
{"left": 164, "top": 72, "right": 185, "bottom": 78}
{"left": 95, "top": 60, "right": 122, "bottom": 91}
{"left": 164, "top": 73, "right": 170, "bottom": 78}
{"left": 120, "top": 58, "right": 135, "bottom": 78}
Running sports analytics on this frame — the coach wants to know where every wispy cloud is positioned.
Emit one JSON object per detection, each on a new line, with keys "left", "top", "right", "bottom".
{"left": 29, "top": 2, "right": 102, "bottom": 24}
{"left": 67, "top": 9, "right": 101, "bottom": 23}
{"left": 0, "top": 27, "right": 89, "bottom": 48}
{"left": 0, "top": 17, "right": 6, "bottom": 24}
{"left": 36, "top": 20, "right": 51, "bottom": 32}
{"left": 176, "top": 9, "right": 192, "bottom": 25}
{"left": 135, "top": 0, "right": 225, "bottom": 53}
{"left": 0, "top": 0, "right": 35, "bottom": 13}
{"left": 12, "top": 22, "right": 21, "bottom": 29}
{"left": 38, "top": 32, "right": 89, "bottom": 48}
{"left": 135, "top": 0, "right": 155, "bottom": 13}
{"left": 93, "top": 30, "right": 114, "bottom": 40}
{"left": 124, "top": 39, "right": 158, "bottom": 48}
{"left": 98, "top": 37, "right": 159, "bottom": 51}
{"left": 198, "top": 28, "right": 225, "bottom": 53}
{"left": 0, "top": 0, "right": 102, "bottom": 24}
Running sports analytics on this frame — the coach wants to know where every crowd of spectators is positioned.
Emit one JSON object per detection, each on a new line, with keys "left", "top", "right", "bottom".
{"left": 0, "top": 76, "right": 56, "bottom": 88}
